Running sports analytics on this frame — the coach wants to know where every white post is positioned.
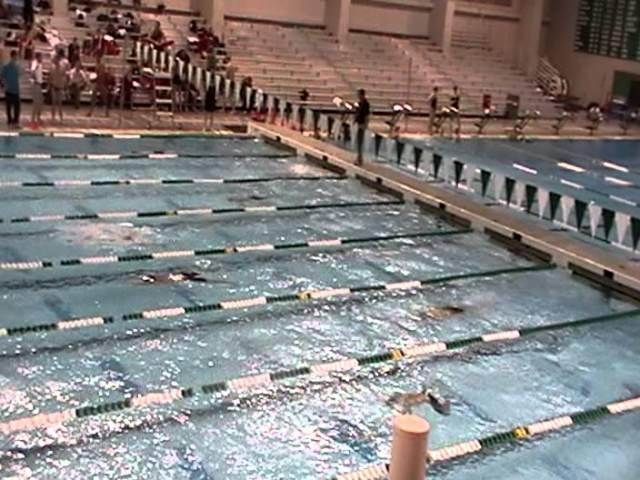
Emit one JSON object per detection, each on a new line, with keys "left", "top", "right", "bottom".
{"left": 52, "top": 0, "right": 68, "bottom": 17}
{"left": 201, "top": 0, "right": 226, "bottom": 40}
{"left": 325, "top": 0, "right": 351, "bottom": 42}
{"left": 517, "top": 0, "right": 544, "bottom": 76}
{"left": 430, "top": 0, "right": 455, "bottom": 56}
{"left": 389, "top": 415, "right": 430, "bottom": 480}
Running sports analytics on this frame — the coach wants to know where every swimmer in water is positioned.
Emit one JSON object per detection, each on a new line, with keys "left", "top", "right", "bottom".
{"left": 387, "top": 386, "right": 451, "bottom": 415}
{"left": 141, "top": 271, "right": 207, "bottom": 284}
{"left": 422, "top": 305, "right": 465, "bottom": 320}
{"left": 228, "top": 193, "right": 268, "bottom": 203}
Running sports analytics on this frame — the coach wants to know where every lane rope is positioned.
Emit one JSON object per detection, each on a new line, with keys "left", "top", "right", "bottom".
{"left": 0, "top": 229, "right": 471, "bottom": 271}
{"left": 0, "top": 132, "right": 252, "bottom": 139}
{"left": 0, "top": 174, "right": 346, "bottom": 190}
{"left": 0, "top": 152, "right": 293, "bottom": 161}
{"left": 0, "top": 264, "right": 552, "bottom": 340}
{"left": 1, "top": 199, "right": 404, "bottom": 225}
{"left": 332, "top": 392, "right": 640, "bottom": 479}
{"left": 0, "top": 306, "right": 636, "bottom": 435}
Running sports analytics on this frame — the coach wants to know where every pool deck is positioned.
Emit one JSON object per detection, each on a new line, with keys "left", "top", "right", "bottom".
{"left": 2, "top": 104, "right": 640, "bottom": 139}
{"left": 249, "top": 121, "right": 640, "bottom": 299}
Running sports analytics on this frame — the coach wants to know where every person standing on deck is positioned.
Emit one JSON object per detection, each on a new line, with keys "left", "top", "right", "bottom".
{"left": 204, "top": 80, "right": 216, "bottom": 132}
{"left": 29, "top": 51, "right": 43, "bottom": 127}
{"left": 354, "top": 88, "right": 370, "bottom": 166}
{"left": 428, "top": 86, "right": 439, "bottom": 135}
{"left": 49, "top": 50, "right": 69, "bottom": 124}
{"left": 450, "top": 85, "right": 461, "bottom": 139}
{"left": 0, "top": 50, "right": 21, "bottom": 127}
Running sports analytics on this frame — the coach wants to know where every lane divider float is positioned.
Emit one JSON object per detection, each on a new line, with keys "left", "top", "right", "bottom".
{"left": 1, "top": 199, "right": 404, "bottom": 225}
{"left": 332, "top": 392, "right": 640, "bottom": 479}
{"left": 0, "top": 264, "right": 553, "bottom": 340}
{"left": 0, "top": 229, "right": 471, "bottom": 271}
{"left": 0, "top": 174, "right": 346, "bottom": 189}
{"left": 0, "top": 307, "right": 637, "bottom": 435}
{"left": 0, "top": 152, "right": 294, "bottom": 161}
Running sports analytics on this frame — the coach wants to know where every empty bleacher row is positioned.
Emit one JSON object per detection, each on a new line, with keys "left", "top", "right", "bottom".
{"left": 224, "top": 19, "right": 558, "bottom": 116}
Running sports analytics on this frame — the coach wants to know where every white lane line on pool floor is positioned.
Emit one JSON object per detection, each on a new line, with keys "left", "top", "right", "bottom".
{"left": 559, "top": 179, "right": 585, "bottom": 189}
{"left": 603, "top": 161, "right": 629, "bottom": 173}
{"left": 512, "top": 163, "right": 538, "bottom": 175}
{"left": 557, "top": 161, "right": 586, "bottom": 173}
{"left": 605, "top": 176, "right": 633, "bottom": 186}
{"left": 609, "top": 195, "right": 638, "bottom": 207}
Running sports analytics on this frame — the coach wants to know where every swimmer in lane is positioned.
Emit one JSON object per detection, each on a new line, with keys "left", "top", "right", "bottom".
{"left": 141, "top": 271, "right": 207, "bottom": 284}
{"left": 387, "top": 386, "right": 451, "bottom": 415}
{"left": 422, "top": 305, "right": 465, "bottom": 320}
{"left": 228, "top": 193, "right": 268, "bottom": 204}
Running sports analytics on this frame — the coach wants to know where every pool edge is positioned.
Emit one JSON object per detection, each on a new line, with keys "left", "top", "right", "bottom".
{"left": 249, "top": 122, "right": 640, "bottom": 301}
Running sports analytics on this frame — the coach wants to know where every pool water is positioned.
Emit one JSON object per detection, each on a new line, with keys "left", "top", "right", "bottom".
{"left": 0, "top": 136, "right": 638, "bottom": 479}
{"left": 408, "top": 138, "right": 640, "bottom": 215}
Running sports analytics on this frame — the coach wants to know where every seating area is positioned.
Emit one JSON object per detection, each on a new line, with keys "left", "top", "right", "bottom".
{"left": 224, "top": 19, "right": 558, "bottom": 116}
{"left": 1, "top": 8, "right": 557, "bottom": 118}
{"left": 225, "top": 21, "right": 352, "bottom": 107}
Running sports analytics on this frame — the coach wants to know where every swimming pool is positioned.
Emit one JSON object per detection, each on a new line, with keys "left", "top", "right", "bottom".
{"left": 421, "top": 138, "right": 640, "bottom": 212}
{"left": 0, "top": 134, "right": 639, "bottom": 479}
{"left": 352, "top": 134, "right": 640, "bottom": 252}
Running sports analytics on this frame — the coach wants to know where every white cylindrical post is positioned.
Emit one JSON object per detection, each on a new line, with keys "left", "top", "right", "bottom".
{"left": 389, "top": 415, "right": 430, "bottom": 480}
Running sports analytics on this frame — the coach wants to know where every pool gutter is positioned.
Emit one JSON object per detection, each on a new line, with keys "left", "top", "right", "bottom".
{"left": 249, "top": 122, "right": 640, "bottom": 300}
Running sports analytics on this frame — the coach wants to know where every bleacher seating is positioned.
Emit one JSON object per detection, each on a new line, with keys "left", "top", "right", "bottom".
{"left": 224, "top": 19, "right": 558, "bottom": 116}
{"left": 2, "top": 7, "right": 557, "bottom": 119}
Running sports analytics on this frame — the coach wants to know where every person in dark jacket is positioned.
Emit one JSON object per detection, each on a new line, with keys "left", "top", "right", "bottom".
{"left": 354, "top": 88, "right": 370, "bottom": 165}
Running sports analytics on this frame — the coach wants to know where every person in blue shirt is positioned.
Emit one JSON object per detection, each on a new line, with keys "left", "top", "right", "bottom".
{"left": 0, "top": 50, "right": 21, "bottom": 127}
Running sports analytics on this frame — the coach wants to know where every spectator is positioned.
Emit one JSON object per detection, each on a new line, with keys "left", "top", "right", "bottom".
{"left": 23, "top": 0, "right": 34, "bottom": 26}
{"left": 106, "top": 21, "right": 117, "bottom": 38}
{"left": 239, "top": 75, "right": 252, "bottom": 111}
{"left": 0, "top": 0, "right": 9, "bottom": 19}
{"left": 68, "top": 59, "right": 87, "bottom": 109}
{"left": 49, "top": 50, "right": 69, "bottom": 123}
{"left": 171, "top": 64, "right": 183, "bottom": 111}
{"left": 204, "top": 80, "right": 215, "bottom": 131}
{"left": 176, "top": 48, "right": 190, "bottom": 63}
{"left": 88, "top": 56, "right": 111, "bottom": 117}
{"left": 354, "top": 88, "right": 370, "bottom": 165}
{"left": 185, "top": 81, "right": 199, "bottom": 111}
{"left": 450, "top": 85, "right": 461, "bottom": 138}
{"left": 108, "top": 9, "right": 120, "bottom": 23}
{"left": 122, "top": 63, "right": 136, "bottom": 109}
{"left": 298, "top": 89, "right": 310, "bottom": 132}
{"left": 124, "top": 17, "right": 140, "bottom": 35}
{"left": 427, "top": 86, "right": 438, "bottom": 135}
{"left": 149, "top": 21, "right": 173, "bottom": 50}
{"left": 68, "top": 37, "right": 80, "bottom": 65}
{"left": 205, "top": 48, "right": 216, "bottom": 72}
{"left": 0, "top": 50, "right": 20, "bottom": 127}
{"left": 75, "top": 8, "right": 87, "bottom": 27}
{"left": 29, "top": 51, "right": 43, "bottom": 126}
{"left": 35, "top": 0, "right": 51, "bottom": 11}
{"left": 221, "top": 59, "right": 236, "bottom": 110}
{"left": 82, "top": 31, "right": 93, "bottom": 54}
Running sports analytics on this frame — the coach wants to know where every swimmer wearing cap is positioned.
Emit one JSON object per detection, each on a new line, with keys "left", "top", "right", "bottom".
{"left": 422, "top": 306, "right": 465, "bottom": 320}
{"left": 141, "top": 271, "right": 207, "bottom": 284}
{"left": 387, "top": 386, "right": 451, "bottom": 415}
